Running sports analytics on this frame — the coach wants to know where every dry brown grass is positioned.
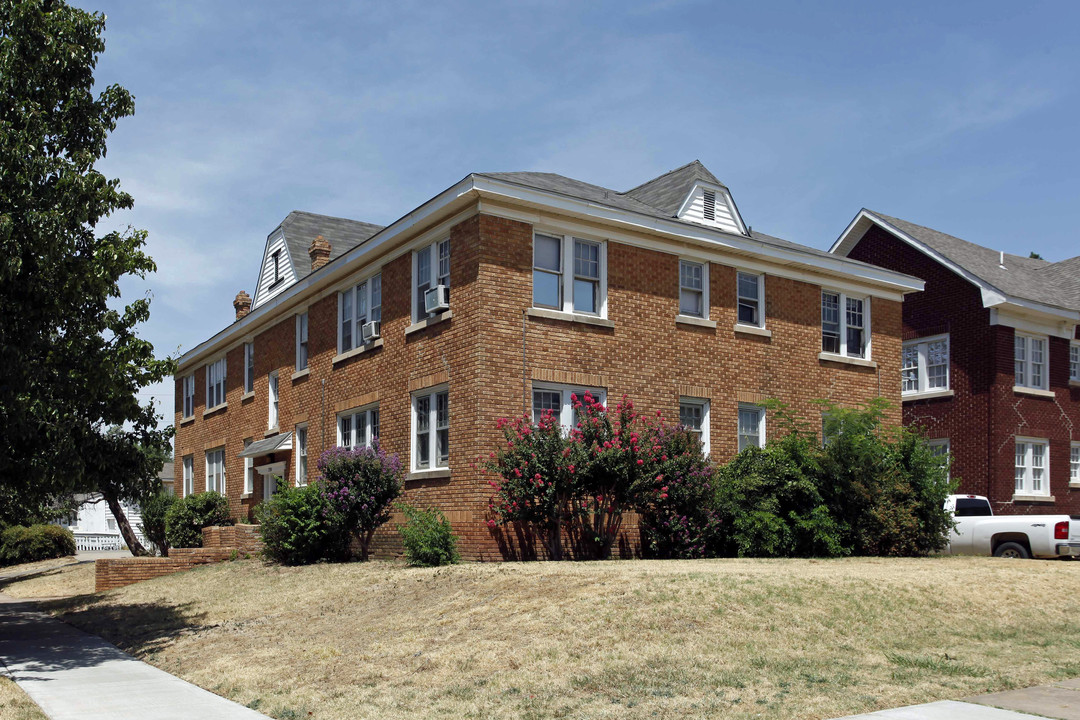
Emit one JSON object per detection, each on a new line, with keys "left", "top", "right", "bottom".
{"left": 0, "top": 677, "right": 48, "bottom": 720}
{"left": 29, "top": 556, "right": 1080, "bottom": 720}
{"left": 0, "top": 561, "right": 94, "bottom": 599}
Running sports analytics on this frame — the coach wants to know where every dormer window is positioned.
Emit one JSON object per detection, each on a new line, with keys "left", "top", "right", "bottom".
{"left": 703, "top": 190, "right": 716, "bottom": 222}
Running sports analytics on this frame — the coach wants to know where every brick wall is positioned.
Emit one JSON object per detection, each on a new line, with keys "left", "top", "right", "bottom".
{"left": 175, "top": 210, "right": 906, "bottom": 560}
{"left": 847, "top": 225, "right": 1079, "bottom": 514}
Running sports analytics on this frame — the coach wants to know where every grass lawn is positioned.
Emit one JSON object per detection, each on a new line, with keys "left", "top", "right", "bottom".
{"left": 0, "top": 560, "right": 94, "bottom": 599}
{"left": 0, "top": 677, "right": 48, "bottom": 720}
{"left": 5, "top": 556, "right": 1078, "bottom": 720}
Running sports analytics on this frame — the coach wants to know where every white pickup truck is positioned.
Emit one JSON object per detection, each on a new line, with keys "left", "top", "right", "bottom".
{"left": 944, "top": 494, "right": 1080, "bottom": 559}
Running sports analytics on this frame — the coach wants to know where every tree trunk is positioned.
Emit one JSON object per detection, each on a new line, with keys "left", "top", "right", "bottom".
{"left": 103, "top": 492, "right": 151, "bottom": 557}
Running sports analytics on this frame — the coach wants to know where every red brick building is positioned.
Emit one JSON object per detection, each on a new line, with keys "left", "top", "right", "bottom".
{"left": 173, "top": 162, "right": 922, "bottom": 559}
{"left": 833, "top": 210, "right": 1080, "bottom": 515}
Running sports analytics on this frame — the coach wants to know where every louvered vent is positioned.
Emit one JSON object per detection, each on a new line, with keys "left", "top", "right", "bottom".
{"left": 703, "top": 190, "right": 716, "bottom": 221}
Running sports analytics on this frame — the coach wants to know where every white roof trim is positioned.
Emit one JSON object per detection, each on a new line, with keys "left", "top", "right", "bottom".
{"left": 831, "top": 209, "right": 1079, "bottom": 323}
{"left": 251, "top": 226, "right": 297, "bottom": 308}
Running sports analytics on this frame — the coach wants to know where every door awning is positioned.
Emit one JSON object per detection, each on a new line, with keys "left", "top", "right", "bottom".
{"left": 237, "top": 432, "right": 293, "bottom": 458}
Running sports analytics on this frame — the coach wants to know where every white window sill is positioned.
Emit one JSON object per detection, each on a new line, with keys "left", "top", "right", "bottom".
{"left": 1013, "top": 386, "right": 1055, "bottom": 398}
{"left": 527, "top": 307, "right": 614, "bottom": 328}
{"left": 902, "top": 389, "right": 955, "bottom": 402}
{"left": 333, "top": 338, "right": 385, "bottom": 364}
{"left": 675, "top": 314, "right": 717, "bottom": 329}
{"left": 1012, "top": 494, "right": 1055, "bottom": 503}
{"left": 180, "top": 416, "right": 195, "bottom": 426}
{"left": 241, "top": 390, "right": 255, "bottom": 401}
{"left": 1069, "top": 483, "right": 1080, "bottom": 490}
{"left": 241, "top": 492, "right": 253, "bottom": 500}
{"left": 264, "top": 426, "right": 280, "bottom": 438}
{"left": 291, "top": 368, "right": 310, "bottom": 381}
{"left": 202, "top": 403, "right": 227, "bottom": 417}
{"left": 1070, "top": 379, "right": 1080, "bottom": 388}
{"left": 408, "top": 468, "right": 451, "bottom": 481}
{"left": 734, "top": 324, "right": 772, "bottom": 338}
{"left": 405, "top": 310, "right": 453, "bottom": 336}
{"left": 818, "top": 352, "right": 877, "bottom": 369}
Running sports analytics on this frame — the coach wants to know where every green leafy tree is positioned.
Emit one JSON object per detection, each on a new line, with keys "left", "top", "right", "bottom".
{"left": 0, "top": 0, "right": 174, "bottom": 548}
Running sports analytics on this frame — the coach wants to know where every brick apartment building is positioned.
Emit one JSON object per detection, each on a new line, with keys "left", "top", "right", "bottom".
{"left": 174, "top": 162, "right": 922, "bottom": 560}
{"left": 832, "top": 210, "right": 1080, "bottom": 515}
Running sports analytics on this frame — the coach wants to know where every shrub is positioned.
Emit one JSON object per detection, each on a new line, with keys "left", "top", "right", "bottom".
{"left": 164, "top": 491, "right": 232, "bottom": 548}
{"left": 318, "top": 440, "right": 404, "bottom": 561}
{"left": 0, "top": 524, "right": 76, "bottom": 566}
{"left": 256, "top": 483, "right": 348, "bottom": 565}
{"left": 139, "top": 492, "right": 177, "bottom": 556}
{"left": 397, "top": 503, "right": 460, "bottom": 567}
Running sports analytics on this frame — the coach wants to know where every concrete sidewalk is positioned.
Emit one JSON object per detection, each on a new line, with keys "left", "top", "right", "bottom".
{"left": 0, "top": 595, "right": 271, "bottom": 720}
{"left": 835, "top": 679, "right": 1080, "bottom": 719}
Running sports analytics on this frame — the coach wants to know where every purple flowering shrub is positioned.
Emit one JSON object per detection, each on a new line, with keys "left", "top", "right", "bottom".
{"left": 485, "top": 393, "right": 722, "bottom": 560}
{"left": 318, "top": 439, "right": 404, "bottom": 561}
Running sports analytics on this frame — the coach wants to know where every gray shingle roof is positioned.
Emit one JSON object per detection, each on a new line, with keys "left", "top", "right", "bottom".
{"left": 276, "top": 211, "right": 384, "bottom": 279}
{"left": 622, "top": 160, "right": 727, "bottom": 216}
{"left": 867, "top": 211, "right": 1080, "bottom": 312}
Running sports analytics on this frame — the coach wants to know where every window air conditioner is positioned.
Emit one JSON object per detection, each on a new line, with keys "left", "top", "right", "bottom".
{"left": 424, "top": 285, "right": 449, "bottom": 314}
{"left": 361, "top": 320, "right": 381, "bottom": 342}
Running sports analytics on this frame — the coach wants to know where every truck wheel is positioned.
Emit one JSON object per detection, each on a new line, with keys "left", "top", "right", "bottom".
{"left": 993, "top": 542, "right": 1030, "bottom": 559}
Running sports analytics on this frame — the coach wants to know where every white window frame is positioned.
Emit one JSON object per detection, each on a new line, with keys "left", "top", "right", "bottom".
{"left": 531, "top": 382, "right": 607, "bottom": 431}
{"left": 1071, "top": 442, "right": 1080, "bottom": 486}
{"left": 182, "top": 375, "right": 195, "bottom": 419}
{"left": 735, "top": 271, "right": 765, "bottom": 329}
{"left": 268, "top": 370, "right": 279, "bottom": 430}
{"left": 678, "top": 259, "right": 709, "bottom": 320}
{"left": 295, "top": 424, "right": 308, "bottom": 486}
{"left": 337, "top": 272, "right": 382, "bottom": 353}
{"left": 337, "top": 404, "right": 380, "bottom": 450}
{"left": 928, "top": 438, "right": 951, "bottom": 480}
{"left": 678, "top": 397, "right": 710, "bottom": 456}
{"left": 243, "top": 439, "right": 254, "bottom": 495}
{"left": 737, "top": 404, "right": 766, "bottom": 452}
{"left": 182, "top": 455, "right": 194, "bottom": 496}
{"left": 902, "top": 334, "right": 950, "bottom": 396}
{"left": 1014, "top": 437, "right": 1050, "bottom": 497}
{"left": 205, "top": 447, "right": 225, "bottom": 494}
{"left": 821, "top": 290, "right": 871, "bottom": 359}
{"left": 295, "top": 313, "right": 308, "bottom": 371}
{"left": 1014, "top": 332, "right": 1048, "bottom": 390}
{"left": 1069, "top": 341, "right": 1079, "bottom": 383}
{"left": 244, "top": 342, "right": 254, "bottom": 394}
{"left": 531, "top": 231, "right": 608, "bottom": 318}
{"left": 412, "top": 239, "right": 450, "bottom": 322}
{"left": 205, "top": 356, "right": 227, "bottom": 410}
{"left": 411, "top": 386, "right": 449, "bottom": 472}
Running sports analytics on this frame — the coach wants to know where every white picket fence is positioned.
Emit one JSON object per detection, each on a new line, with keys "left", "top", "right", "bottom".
{"left": 73, "top": 531, "right": 152, "bottom": 553}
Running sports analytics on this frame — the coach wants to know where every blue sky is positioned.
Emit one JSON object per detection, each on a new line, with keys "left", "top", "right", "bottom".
{"left": 86, "top": 1, "right": 1080, "bottom": 432}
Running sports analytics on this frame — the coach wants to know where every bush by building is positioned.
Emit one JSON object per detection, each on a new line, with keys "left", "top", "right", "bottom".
{"left": 318, "top": 440, "right": 404, "bottom": 561}
{"left": 139, "top": 491, "right": 177, "bottom": 556}
{"left": 397, "top": 503, "right": 460, "bottom": 567}
{"left": 256, "top": 482, "right": 348, "bottom": 566}
{"left": 164, "top": 491, "right": 232, "bottom": 548}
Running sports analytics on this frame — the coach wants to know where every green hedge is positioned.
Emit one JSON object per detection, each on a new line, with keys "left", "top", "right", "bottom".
{"left": 256, "top": 483, "right": 348, "bottom": 565}
{"left": 164, "top": 491, "right": 232, "bottom": 548}
{"left": 398, "top": 504, "right": 460, "bottom": 567}
{"left": 0, "top": 524, "right": 76, "bottom": 566}
{"left": 139, "top": 492, "right": 177, "bottom": 556}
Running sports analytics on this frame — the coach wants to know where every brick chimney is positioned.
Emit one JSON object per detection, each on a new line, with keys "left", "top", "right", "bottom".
{"left": 233, "top": 290, "right": 252, "bottom": 320}
{"left": 309, "top": 235, "right": 331, "bottom": 271}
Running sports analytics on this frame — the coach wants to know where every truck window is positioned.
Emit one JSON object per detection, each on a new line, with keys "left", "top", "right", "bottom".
{"left": 955, "top": 498, "right": 992, "bottom": 516}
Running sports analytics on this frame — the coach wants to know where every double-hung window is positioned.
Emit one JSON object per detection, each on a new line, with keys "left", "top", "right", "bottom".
{"left": 821, "top": 291, "right": 870, "bottom": 359}
{"left": 295, "top": 425, "right": 308, "bottom": 486}
{"left": 1071, "top": 442, "right": 1080, "bottom": 486}
{"left": 532, "top": 232, "right": 607, "bottom": 317}
{"left": 339, "top": 273, "right": 382, "bottom": 353}
{"left": 206, "top": 357, "right": 226, "bottom": 410}
{"left": 338, "top": 405, "right": 379, "bottom": 449}
{"left": 678, "top": 260, "right": 707, "bottom": 318}
{"left": 1014, "top": 333, "right": 1048, "bottom": 390}
{"left": 532, "top": 383, "right": 606, "bottom": 430}
{"left": 737, "top": 272, "right": 764, "bottom": 328}
{"left": 414, "top": 240, "right": 450, "bottom": 322}
{"left": 1014, "top": 438, "right": 1049, "bottom": 496}
{"left": 901, "top": 335, "right": 950, "bottom": 395}
{"left": 412, "top": 388, "right": 449, "bottom": 471}
{"left": 182, "top": 375, "right": 195, "bottom": 418}
{"left": 182, "top": 455, "right": 194, "bottom": 496}
{"left": 1069, "top": 342, "right": 1079, "bottom": 383}
{"left": 295, "top": 313, "right": 308, "bottom": 371}
{"left": 268, "top": 371, "right": 279, "bottom": 429}
{"left": 244, "top": 343, "right": 254, "bottom": 393}
{"left": 678, "top": 397, "right": 710, "bottom": 455}
{"left": 737, "top": 404, "right": 765, "bottom": 452}
{"left": 243, "top": 439, "right": 254, "bottom": 494}
{"left": 205, "top": 448, "right": 225, "bottom": 494}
